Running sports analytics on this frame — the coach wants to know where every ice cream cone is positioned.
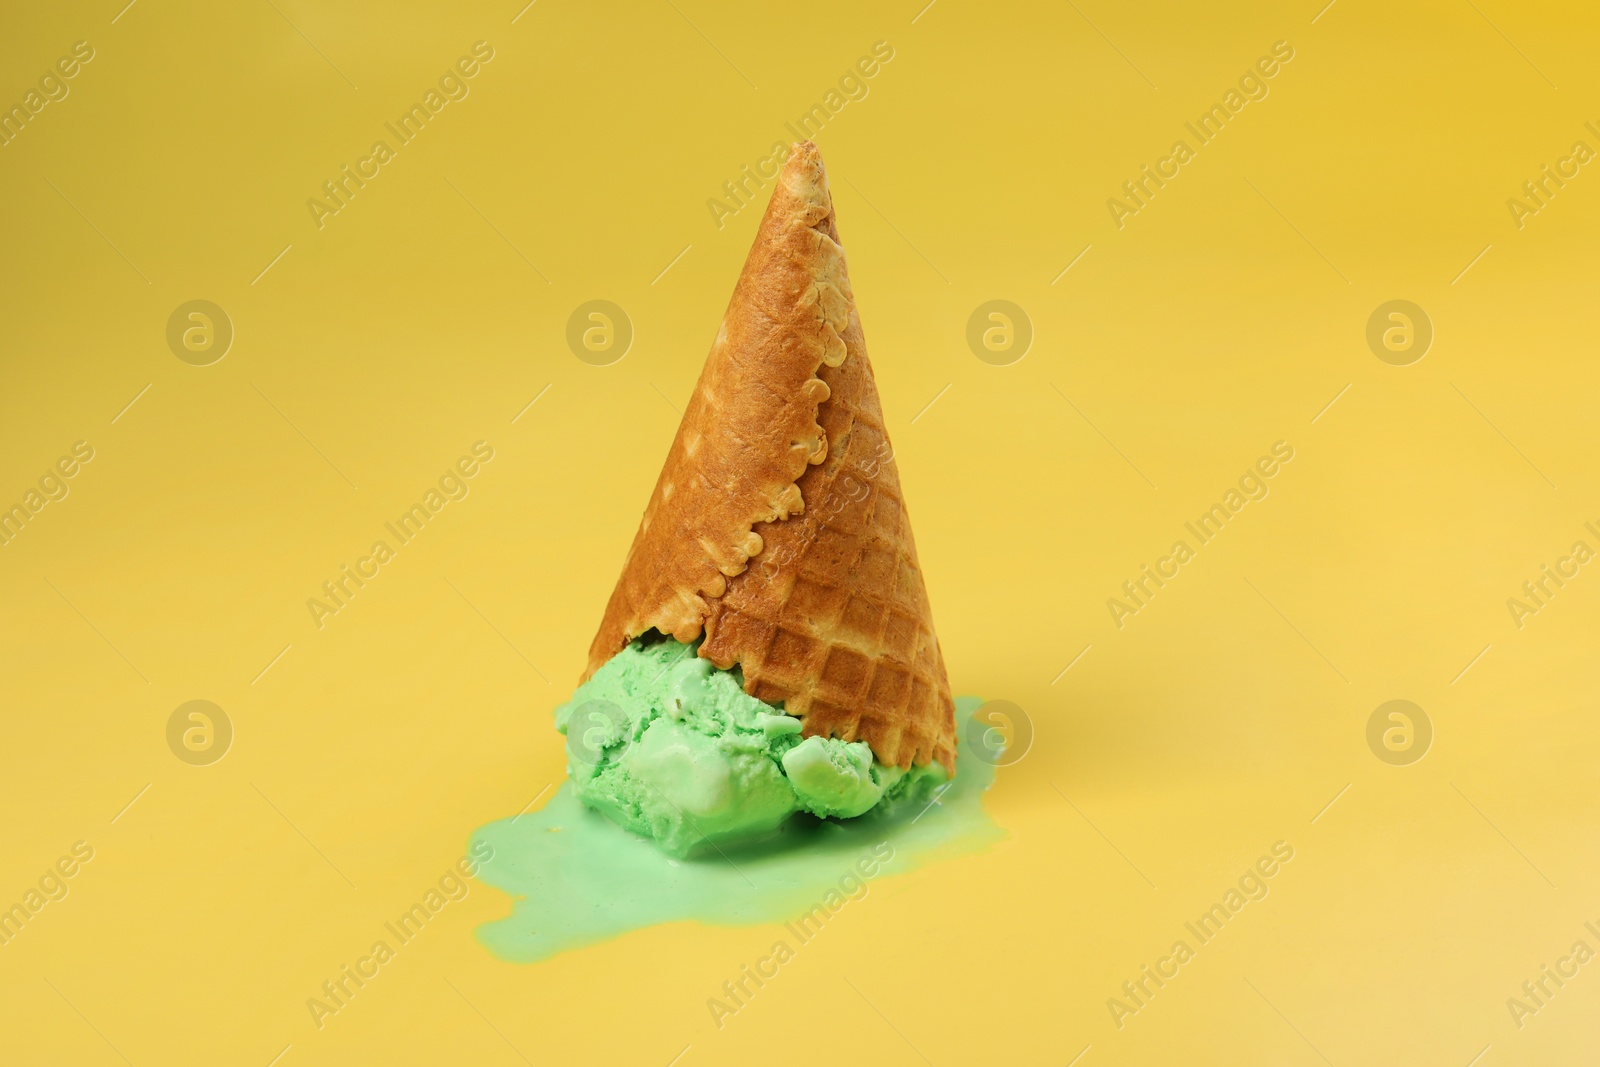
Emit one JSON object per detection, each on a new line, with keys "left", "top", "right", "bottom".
{"left": 585, "top": 141, "right": 956, "bottom": 774}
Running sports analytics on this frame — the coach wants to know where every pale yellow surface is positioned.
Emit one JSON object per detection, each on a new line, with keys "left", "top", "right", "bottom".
{"left": 2, "top": 1, "right": 1598, "bottom": 1064}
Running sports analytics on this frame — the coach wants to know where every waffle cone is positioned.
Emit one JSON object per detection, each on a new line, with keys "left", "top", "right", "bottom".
{"left": 584, "top": 142, "right": 956, "bottom": 774}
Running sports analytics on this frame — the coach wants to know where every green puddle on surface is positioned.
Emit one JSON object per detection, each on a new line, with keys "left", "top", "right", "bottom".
{"left": 470, "top": 697, "right": 1004, "bottom": 963}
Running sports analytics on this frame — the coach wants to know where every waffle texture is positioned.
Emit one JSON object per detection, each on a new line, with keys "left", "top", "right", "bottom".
{"left": 584, "top": 142, "right": 956, "bottom": 774}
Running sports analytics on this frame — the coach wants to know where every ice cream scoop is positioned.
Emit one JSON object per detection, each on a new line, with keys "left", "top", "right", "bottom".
{"left": 557, "top": 637, "right": 944, "bottom": 857}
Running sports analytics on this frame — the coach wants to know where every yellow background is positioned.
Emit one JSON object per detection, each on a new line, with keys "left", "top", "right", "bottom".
{"left": 3, "top": 0, "right": 1598, "bottom": 1063}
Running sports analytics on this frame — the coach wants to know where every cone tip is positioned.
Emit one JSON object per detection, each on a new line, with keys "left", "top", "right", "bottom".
{"left": 776, "top": 142, "right": 833, "bottom": 219}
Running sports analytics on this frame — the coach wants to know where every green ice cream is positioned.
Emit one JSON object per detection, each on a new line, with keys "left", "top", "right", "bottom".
{"left": 555, "top": 636, "right": 946, "bottom": 857}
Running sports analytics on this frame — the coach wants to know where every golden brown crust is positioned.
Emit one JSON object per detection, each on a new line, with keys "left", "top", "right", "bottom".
{"left": 584, "top": 142, "right": 956, "bottom": 775}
